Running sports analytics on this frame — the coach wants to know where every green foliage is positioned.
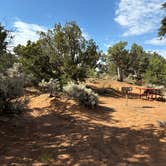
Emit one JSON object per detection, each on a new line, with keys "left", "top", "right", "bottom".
{"left": 39, "top": 78, "right": 61, "bottom": 96}
{"left": 14, "top": 22, "right": 100, "bottom": 85}
{"left": 128, "top": 43, "right": 149, "bottom": 80}
{"left": 0, "top": 24, "right": 17, "bottom": 73}
{"left": 158, "top": 2, "right": 166, "bottom": 36}
{"left": 144, "top": 53, "right": 166, "bottom": 86}
{"left": 0, "top": 74, "right": 24, "bottom": 101}
{"left": 87, "top": 68, "right": 97, "bottom": 78}
{"left": 2, "top": 20, "right": 166, "bottom": 91}
{"left": 14, "top": 40, "right": 54, "bottom": 84}
{"left": 96, "top": 53, "right": 112, "bottom": 77}
{"left": 108, "top": 41, "right": 128, "bottom": 68}
{"left": 0, "top": 24, "right": 8, "bottom": 55}
{"left": 108, "top": 41, "right": 128, "bottom": 81}
{"left": 107, "top": 42, "right": 152, "bottom": 83}
{"left": 0, "top": 53, "right": 17, "bottom": 73}
{"left": 39, "top": 22, "right": 100, "bottom": 82}
{"left": 0, "top": 24, "right": 25, "bottom": 114}
{"left": 1, "top": 98, "right": 26, "bottom": 114}
{"left": 64, "top": 82, "right": 98, "bottom": 108}
{"left": 159, "top": 17, "right": 166, "bottom": 37}
{"left": 107, "top": 61, "right": 117, "bottom": 76}
{"left": 0, "top": 64, "right": 24, "bottom": 113}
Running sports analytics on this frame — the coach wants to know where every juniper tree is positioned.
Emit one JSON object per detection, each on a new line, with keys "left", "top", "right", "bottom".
{"left": 108, "top": 41, "right": 128, "bottom": 82}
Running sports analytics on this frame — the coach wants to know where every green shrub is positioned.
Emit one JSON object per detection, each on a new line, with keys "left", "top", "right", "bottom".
{"left": 64, "top": 83, "right": 98, "bottom": 108}
{"left": 8, "top": 63, "right": 38, "bottom": 86}
{"left": 1, "top": 98, "right": 27, "bottom": 114}
{"left": 39, "top": 78, "right": 61, "bottom": 96}
{"left": 0, "top": 64, "right": 24, "bottom": 114}
{"left": 0, "top": 75, "right": 24, "bottom": 101}
{"left": 146, "top": 83, "right": 165, "bottom": 89}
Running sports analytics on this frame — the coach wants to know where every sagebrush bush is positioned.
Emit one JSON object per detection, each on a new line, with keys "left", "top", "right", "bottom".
{"left": 39, "top": 78, "right": 61, "bottom": 96}
{"left": 0, "top": 64, "right": 24, "bottom": 114}
{"left": 1, "top": 98, "right": 27, "bottom": 114}
{"left": 0, "top": 75, "right": 24, "bottom": 99}
{"left": 8, "top": 63, "right": 37, "bottom": 86}
{"left": 146, "top": 83, "right": 165, "bottom": 89}
{"left": 23, "top": 73, "right": 37, "bottom": 86}
{"left": 64, "top": 82, "right": 98, "bottom": 108}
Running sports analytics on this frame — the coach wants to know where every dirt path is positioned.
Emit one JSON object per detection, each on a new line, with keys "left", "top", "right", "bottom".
{"left": 0, "top": 80, "right": 166, "bottom": 166}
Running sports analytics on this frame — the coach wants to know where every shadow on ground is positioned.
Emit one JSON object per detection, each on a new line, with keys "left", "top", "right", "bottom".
{"left": 0, "top": 96, "right": 166, "bottom": 166}
{"left": 86, "top": 85, "right": 122, "bottom": 98}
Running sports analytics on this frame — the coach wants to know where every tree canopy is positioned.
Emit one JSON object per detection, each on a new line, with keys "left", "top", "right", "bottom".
{"left": 128, "top": 43, "right": 149, "bottom": 79}
{"left": 108, "top": 41, "right": 128, "bottom": 81}
{"left": 107, "top": 41, "right": 166, "bottom": 86}
{"left": 14, "top": 22, "right": 101, "bottom": 85}
{"left": 0, "top": 21, "right": 166, "bottom": 87}
{"left": 0, "top": 24, "right": 16, "bottom": 73}
{"left": 158, "top": 2, "right": 166, "bottom": 36}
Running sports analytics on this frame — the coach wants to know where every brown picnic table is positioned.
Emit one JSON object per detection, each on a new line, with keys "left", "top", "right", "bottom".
{"left": 136, "top": 87, "right": 164, "bottom": 100}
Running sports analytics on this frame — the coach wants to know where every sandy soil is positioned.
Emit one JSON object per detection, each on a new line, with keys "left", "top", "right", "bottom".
{"left": 0, "top": 79, "right": 166, "bottom": 166}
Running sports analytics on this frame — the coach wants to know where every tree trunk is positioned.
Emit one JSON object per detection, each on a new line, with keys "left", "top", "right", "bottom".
{"left": 117, "top": 67, "right": 123, "bottom": 82}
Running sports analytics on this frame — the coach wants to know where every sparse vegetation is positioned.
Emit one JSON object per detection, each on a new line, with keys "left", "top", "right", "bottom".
{"left": 0, "top": 25, "right": 25, "bottom": 114}
{"left": 64, "top": 82, "right": 98, "bottom": 108}
{"left": 0, "top": 64, "right": 24, "bottom": 114}
{"left": 39, "top": 78, "right": 61, "bottom": 96}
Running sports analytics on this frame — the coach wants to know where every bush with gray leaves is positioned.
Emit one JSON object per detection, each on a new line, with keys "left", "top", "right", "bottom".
{"left": 64, "top": 83, "right": 98, "bottom": 108}
{"left": 39, "top": 78, "right": 61, "bottom": 96}
{"left": 0, "top": 64, "right": 24, "bottom": 113}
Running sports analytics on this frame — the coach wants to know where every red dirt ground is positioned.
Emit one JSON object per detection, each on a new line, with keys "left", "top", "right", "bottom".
{"left": 0, "top": 79, "right": 166, "bottom": 166}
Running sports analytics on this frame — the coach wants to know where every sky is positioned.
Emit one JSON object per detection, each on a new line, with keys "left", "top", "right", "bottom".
{"left": 0, "top": 0, "right": 166, "bottom": 56}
